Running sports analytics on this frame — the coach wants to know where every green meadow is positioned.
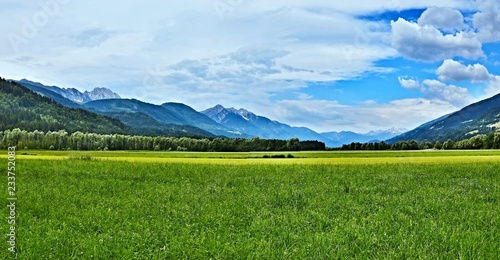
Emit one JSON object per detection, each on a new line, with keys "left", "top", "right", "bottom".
{"left": 1, "top": 151, "right": 499, "bottom": 259}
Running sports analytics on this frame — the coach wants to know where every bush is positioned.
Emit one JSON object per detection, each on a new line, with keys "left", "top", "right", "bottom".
{"left": 263, "top": 154, "right": 294, "bottom": 158}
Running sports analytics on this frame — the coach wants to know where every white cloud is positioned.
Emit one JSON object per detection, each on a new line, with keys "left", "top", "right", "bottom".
{"left": 274, "top": 98, "right": 457, "bottom": 133}
{"left": 137, "top": 47, "right": 310, "bottom": 110}
{"left": 1, "top": 1, "right": 398, "bottom": 95}
{"left": 242, "top": 1, "right": 473, "bottom": 15}
{"left": 398, "top": 77, "right": 420, "bottom": 90}
{"left": 473, "top": 0, "right": 500, "bottom": 42}
{"left": 437, "top": 59, "right": 491, "bottom": 82}
{"left": 137, "top": 41, "right": 399, "bottom": 111}
{"left": 485, "top": 76, "right": 500, "bottom": 96}
{"left": 398, "top": 76, "right": 475, "bottom": 109}
{"left": 435, "top": 59, "right": 500, "bottom": 97}
{"left": 422, "top": 79, "right": 473, "bottom": 107}
{"left": 418, "top": 7, "right": 464, "bottom": 32}
{"left": 391, "top": 17, "right": 483, "bottom": 61}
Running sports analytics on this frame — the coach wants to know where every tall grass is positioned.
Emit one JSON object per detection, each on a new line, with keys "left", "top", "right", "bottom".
{"left": 1, "top": 159, "right": 499, "bottom": 259}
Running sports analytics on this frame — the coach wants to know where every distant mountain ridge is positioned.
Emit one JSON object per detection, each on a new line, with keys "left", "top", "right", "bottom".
{"left": 201, "top": 105, "right": 326, "bottom": 143}
{"left": 16, "top": 79, "right": 120, "bottom": 104}
{"left": 13, "top": 79, "right": 82, "bottom": 109}
{"left": 83, "top": 99, "right": 246, "bottom": 138}
{"left": 321, "top": 128, "right": 406, "bottom": 145}
{"left": 201, "top": 105, "right": 403, "bottom": 147}
{"left": 388, "top": 93, "right": 500, "bottom": 143}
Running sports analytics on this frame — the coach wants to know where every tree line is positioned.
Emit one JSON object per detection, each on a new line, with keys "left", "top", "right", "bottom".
{"left": 337, "top": 131, "right": 500, "bottom": 150}
{"left": 0, "top": 129, "right": 326, "bottom": 152}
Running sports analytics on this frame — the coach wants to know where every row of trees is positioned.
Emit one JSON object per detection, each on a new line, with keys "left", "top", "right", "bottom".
{"left": 0, "top": 129, "right": 326, "bottom": 152}
{"left": 338, "top": 131, "right": 500, "bottom": 150}
{"left": 3, "top": 128, "right": 499, "bottom": 152}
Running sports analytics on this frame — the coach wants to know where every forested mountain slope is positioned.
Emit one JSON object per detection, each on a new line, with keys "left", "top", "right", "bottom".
{"left": 0, "top": 78, "right": 129, "bottom": 134}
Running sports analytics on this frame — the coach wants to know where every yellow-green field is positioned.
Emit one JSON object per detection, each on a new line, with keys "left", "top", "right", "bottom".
{"left": 5, "top": 149, "right": 500, "bottom": 164}
{"left": 1, "top": 150, "right": 499, "bottom": 259}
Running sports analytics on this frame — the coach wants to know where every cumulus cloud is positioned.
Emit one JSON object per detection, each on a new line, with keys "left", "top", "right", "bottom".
{"left": 422, "top": 79, "right": 473, "bottom": 107}
{"left": 391, "top": 18, "right": 483, "bottom": 61}
{"left": 435, "top": 59, "right": 500, "bottom": 97}
{"left": 418, "top": 7, "right": 464, "bottom": 32}
{"left": 437, "top": 59, "right": 491, "bottom": 82}
{"left": 399, "top": 76, "right": 474, "bottom": 108}
{"left": 473, "top": 0, "right": 500, "bottom": 42}
{"left": 398, "top": 77, "right": 420, "bottom": 90}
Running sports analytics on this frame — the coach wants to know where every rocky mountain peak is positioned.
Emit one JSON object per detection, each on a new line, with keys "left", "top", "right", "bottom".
{"left": 15, "top": 79, "right": 120, "bottom": 104}
{"left": 84, "top": 87, "right": 121, "bottom": 100}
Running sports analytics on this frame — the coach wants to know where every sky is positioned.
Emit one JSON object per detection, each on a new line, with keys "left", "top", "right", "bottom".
{"left": 1, "top": 0, "right": 500, "bottom": 133}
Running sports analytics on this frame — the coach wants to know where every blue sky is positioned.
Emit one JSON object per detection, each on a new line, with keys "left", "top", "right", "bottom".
{"left": 1, "top": 0, "right": 500, "bottom": 133}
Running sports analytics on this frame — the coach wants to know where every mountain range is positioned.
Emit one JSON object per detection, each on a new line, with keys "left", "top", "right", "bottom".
{"left": 12, "top": 77, "right": 500, "bottom": 147}
{"left": 9, "top": 78, "right": 415, "bottom": 146}
{"left": 201, "top": 105, "right": 335, "bottom": 146}
{"left": 321, "top": 128, "right": 406, "bottom": 145}
{"left": 201, "top": 105, "right": 405, "bottom": 147}
{"left": 16, "top": 79, "right": 120, "bottom": 104}
{"left": 82, "top": 99, "right": 245, "bottom": 138}
{"left": 14, "top": 80, "right": 216, "bottom": 137}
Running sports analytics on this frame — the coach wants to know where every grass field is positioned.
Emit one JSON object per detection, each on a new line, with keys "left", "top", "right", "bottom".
{"left": 1, "top": 150, "right": 499, "bottom": 259}
{"left": 9, "top": 149, "right": 500, "bottom": 164}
